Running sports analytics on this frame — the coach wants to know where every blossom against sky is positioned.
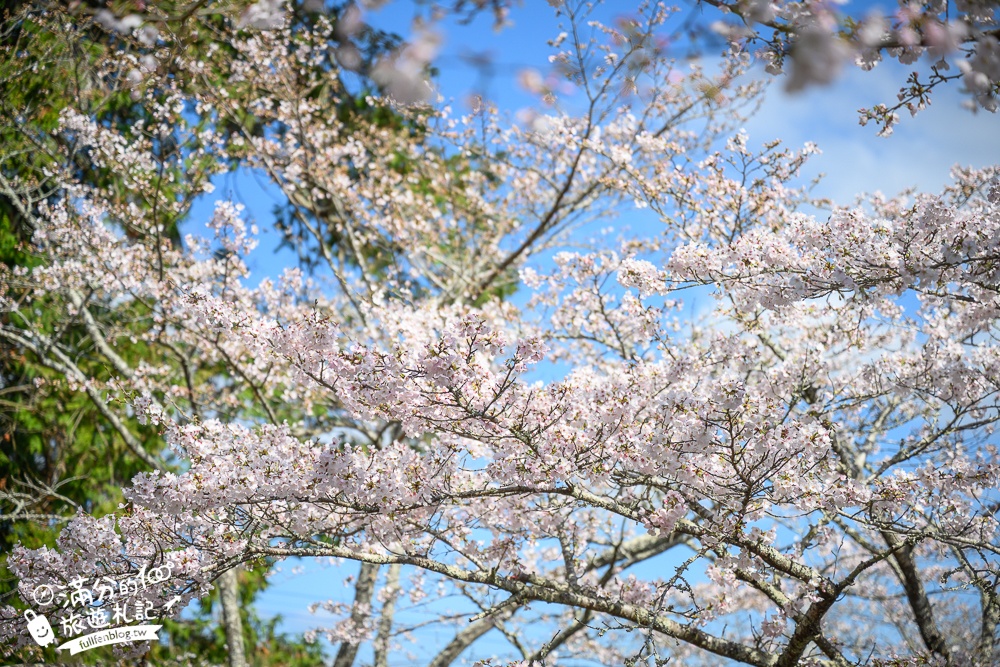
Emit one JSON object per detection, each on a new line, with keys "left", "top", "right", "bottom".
{"left": 241, "top": 0, "right": 1000, "bottom": 650}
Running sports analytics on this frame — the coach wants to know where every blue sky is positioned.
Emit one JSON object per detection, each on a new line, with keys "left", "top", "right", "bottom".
{"left": 201, "top": 1, "right": 1000, "bottom": 661}
{"left": 208, "top": 0, "right": 1000, "bottom": 283}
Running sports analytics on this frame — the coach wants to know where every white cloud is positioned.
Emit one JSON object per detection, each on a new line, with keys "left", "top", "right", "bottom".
{"left": 742, "top": 62, "right": 1000, "bottom": 203}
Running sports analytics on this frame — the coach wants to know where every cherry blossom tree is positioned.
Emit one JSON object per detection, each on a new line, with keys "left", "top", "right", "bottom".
{"left": 704, "top": 0, "right": 1000, "bottom": 131}
{"left": 2, "top": 1, "right": 999, "bottom": 666}
{"left": 68, "top": 0, "right": 1000, "bottom": 132}
{"left": 332, "top": 0, "right": 1000, "bottom": 134}
{"left": 0, "top": 1, "right": 397, "bottom": 664}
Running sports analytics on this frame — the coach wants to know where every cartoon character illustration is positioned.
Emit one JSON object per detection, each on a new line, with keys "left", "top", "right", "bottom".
{"left": 24, "top": 609, "right": 56, "bottom": 647}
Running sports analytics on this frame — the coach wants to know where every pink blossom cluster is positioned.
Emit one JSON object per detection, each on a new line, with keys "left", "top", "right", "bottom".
{"left": 3, "top": 3, "right": 1000, "bottom": 665}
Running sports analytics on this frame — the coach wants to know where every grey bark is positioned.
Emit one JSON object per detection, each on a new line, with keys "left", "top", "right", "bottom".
{"left": 373, "top": 563, "right": 401, "bottom": 667}
{"left": 427, "top": 606, "right": 518, "bottom": 667}
{"left": 219, "top": 567, "right": 248, "bottom": 667}
{"left": 978, "top": 591, "right": 999, "bottom": 666}
{"left": 332, "top": 561, "right": 380, "bottom": 667}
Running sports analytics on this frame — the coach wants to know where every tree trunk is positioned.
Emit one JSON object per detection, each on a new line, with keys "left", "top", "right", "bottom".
{"left": 333, "top": 562, "right": 380, "bottom": 667}
{"left": 219, "top": 566, "right": 248, "bottom": 667}
{"left": 373, "top": 563, "right": 401, "bottom": 667}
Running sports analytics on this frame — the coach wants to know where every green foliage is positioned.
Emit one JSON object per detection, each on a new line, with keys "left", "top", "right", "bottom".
{"left": 0, "top": 2, "right": 480, "bottom": 663}
{"left": 153, "top": 567, "right": 325, "bottom": 667}
{"left": 0, "top": 3, "right": 330, "bottom": 664}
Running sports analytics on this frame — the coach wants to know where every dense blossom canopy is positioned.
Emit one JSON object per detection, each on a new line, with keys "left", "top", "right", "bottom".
{"left": 1, "top": 1, "right": 999, "bottom": 666}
